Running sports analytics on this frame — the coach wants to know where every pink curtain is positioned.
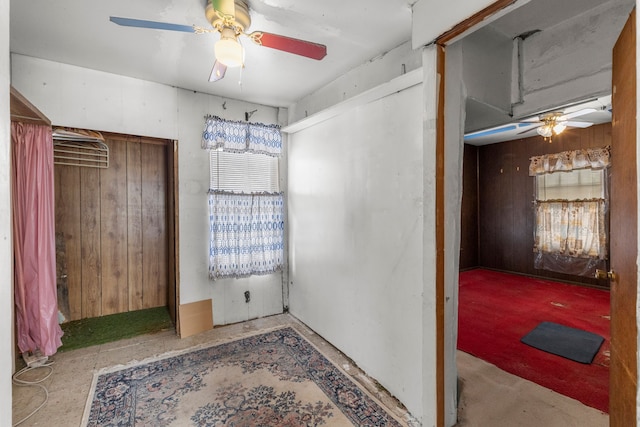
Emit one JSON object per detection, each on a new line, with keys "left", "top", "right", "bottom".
{"left": 12, "top": 122, "right": 63, "bottom": 356}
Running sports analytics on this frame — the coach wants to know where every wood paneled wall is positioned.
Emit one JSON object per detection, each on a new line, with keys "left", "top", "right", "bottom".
{"left": 55, "top": 133, "right": 169, "bottom": 320}
{"left": 461, "top": 122, "right": 612, "bottom": 287}
{"left": 460, "top": 144, "right": 479, "bottom": 270}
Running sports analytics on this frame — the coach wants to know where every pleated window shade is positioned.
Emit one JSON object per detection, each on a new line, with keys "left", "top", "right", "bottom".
{"left": 209, "top": 150, "right": 280, "bottom": 193}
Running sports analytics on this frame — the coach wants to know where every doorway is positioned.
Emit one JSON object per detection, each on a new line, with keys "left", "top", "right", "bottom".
{"left": 54, "top": 130, "right": 178, "bottom": 327}
{"left": 437, "top": 0, "right": 637, "bottom": 424}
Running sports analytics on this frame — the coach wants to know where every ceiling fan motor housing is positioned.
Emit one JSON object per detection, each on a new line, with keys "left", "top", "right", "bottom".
{"left": 206, "top": 0, "right": 251, "bottom": 33}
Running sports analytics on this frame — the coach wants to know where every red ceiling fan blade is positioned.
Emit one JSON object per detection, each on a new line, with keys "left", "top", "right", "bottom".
{"left": 209, "top": 60, "right": 227, "bottom": 82}
{"left": 251, "top": 32, "right": 327, "bottom": 60}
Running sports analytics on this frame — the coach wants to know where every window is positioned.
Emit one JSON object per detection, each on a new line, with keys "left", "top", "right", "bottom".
{"left": 209, "top": 150, "right": 279, "bottom": 193}
{"left": 530, "top": 147, "right": 610, "bottom": 277}
{"left": 536, "top": 168, "right": 604, "bottom": 201}
{"left": 202, "top": 116, "right": 284, "bottom": 280}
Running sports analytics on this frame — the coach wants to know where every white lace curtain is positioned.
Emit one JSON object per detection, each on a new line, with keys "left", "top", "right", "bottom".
{"left": 208, "top": 192, "right": 284, "bottom": 280}
{"left": 203, "top": 115, "right": 284, "bottom": 280}
{"left": 534, "top": 200, "right": 607, "bottom": 259}
{"left": 201, "top": 115, "right": 282, "bottom": 156}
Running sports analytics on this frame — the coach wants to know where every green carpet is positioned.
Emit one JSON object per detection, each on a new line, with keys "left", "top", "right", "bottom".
{"left": 59, "top": 306, "right": 174, "bottom": 352}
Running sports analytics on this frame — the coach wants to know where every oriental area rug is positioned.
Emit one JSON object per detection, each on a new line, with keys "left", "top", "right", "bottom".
{"left": 82, "top": 327, "right": 404, "bottom": 426}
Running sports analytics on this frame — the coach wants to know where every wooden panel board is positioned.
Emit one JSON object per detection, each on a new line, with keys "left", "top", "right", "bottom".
{"left": 141, "top": 143, "right": 168, "bottom": 308}
{"left": 459, "top": 144, "right": 479, "bottom": 269}
{"left": 99, "top": 138, "right": 129, "bottom": 315}
{"left": 127, "top": 138, "right": 144, "bottom": 311}
{"left": 79, "top": 167, "right": 102, "bottom": 318}
{"left": 10, "top": 86, "right": 51, "bottom": 126}
{"left": 55, "top": 130, "right": 174, "bottom": 321}
{"left": 179, "top": 299, "right": 213, "bottom": 338}
{"left": 54, "top": 165, "right": 82, "bottom": 320}
{"left": 478, "top": 142, "right": 501, "bottom": 268}
{"left": 511, "top": 139, "right": 531, "bottom": 274}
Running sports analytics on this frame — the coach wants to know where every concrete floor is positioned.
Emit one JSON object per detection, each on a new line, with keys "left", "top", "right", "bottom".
{"left": 12, "top": 313, "right": 608, "bottom": 426}
{"left": 456, "top": 350, "right": 608, "bottom": 426}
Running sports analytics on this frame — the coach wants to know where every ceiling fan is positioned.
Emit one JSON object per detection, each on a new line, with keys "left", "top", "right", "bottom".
{"left": 110, "top": 0, "right": 327, "bottom": 82}
{"left": 516, "top": 109, "right": 597, "bottom": 142}
{"left": 464, "top": 107, "right": 601, "bottom": 144}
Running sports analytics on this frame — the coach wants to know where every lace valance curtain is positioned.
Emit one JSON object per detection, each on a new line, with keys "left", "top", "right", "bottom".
{"left": 201, "top": 115, "right": 282, "bottom": 157}
{"left": 529, "top": 145, "right": 610, "bottom": 176}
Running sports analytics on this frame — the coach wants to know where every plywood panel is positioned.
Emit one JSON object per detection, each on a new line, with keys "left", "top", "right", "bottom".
{"left": 141, "top": 143, "right": 168, "bottom": 308}
{"left": 80, "top": 167, "right": 102, "bottom": 318}
{"left": 179, "top": 299, "right": 213, "bottom": 338}
{"left": 496, "top": 141, "right": 514, "bottom": 271}
{"left": 459, "top": 144, "right": 478, "bottom": 270}
{"left": 55, "top": 165, "right": 82, "bottom": 320}
{"left": 511, "top": 140, "right": 531, "bottom": 273}
{"left": 478, "top": 143, "right": 500, "bottom": 268}
{"left": 55, "top": 131, "right": 173, "bottom": 320}
{"left": 99, "top": 138, "right": 129, "bottom": 315}
{"left": 127, "top": 139, "right": 144, "bottom": 311}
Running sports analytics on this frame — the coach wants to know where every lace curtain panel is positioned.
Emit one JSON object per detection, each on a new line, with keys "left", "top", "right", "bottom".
{"left": 208, "top": 192, "right": 285, "bottom": 280}
{"left": 534, "top": 199, "right": 607, "bottom": 259}
{"left": 529, "top": 146, "right": 610, "bottom": 176}
{"left": 201, "top": 115, "right": 282, "bottom": 157}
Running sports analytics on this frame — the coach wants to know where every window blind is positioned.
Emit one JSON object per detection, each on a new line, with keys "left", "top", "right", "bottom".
{"left": 209, "top": 150, "right": 280, "bottom": 193}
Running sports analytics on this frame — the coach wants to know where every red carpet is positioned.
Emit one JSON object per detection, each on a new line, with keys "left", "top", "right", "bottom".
{"left": 458, "top": 269, "right": 610, "bottom": 412}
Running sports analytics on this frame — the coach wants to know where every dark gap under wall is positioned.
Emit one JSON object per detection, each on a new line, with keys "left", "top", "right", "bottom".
{"left": 460, "top": 123, "right": 612, "bottom": 288}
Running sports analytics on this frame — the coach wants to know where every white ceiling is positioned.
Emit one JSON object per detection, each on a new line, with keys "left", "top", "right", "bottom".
{"left": 463, "top": 95, "right": 613, "bottom": 145}
{"left": 10, "top": 0, "right": 623, "bottom": 144}
{"left": 10, "top": 0, "right": 416, "bottom": 108}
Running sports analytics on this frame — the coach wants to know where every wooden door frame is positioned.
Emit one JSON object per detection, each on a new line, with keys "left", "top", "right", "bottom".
{"left": 432, "top": 1, "right": 636, "bottom": 425}
{"left": 167, "top": 139, "right": 180, "bottom": 331}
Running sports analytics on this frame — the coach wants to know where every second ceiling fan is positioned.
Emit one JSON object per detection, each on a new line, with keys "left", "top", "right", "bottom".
{"left": 110, "top": 0, "right": 327, "bottom": 82}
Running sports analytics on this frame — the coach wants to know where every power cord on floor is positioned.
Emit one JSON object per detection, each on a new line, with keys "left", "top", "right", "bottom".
{"left": 12, "top": 360, "right": 54, "bottom": 426}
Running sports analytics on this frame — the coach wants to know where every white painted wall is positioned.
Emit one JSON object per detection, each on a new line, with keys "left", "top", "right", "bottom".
{"left": 289, "top": 40, "right": 422, "bottom": 123}
{"left": 1, "top": 0, "right": 13, "bottom": 423}
{"left": 411, "top": 0, "right": 532, "bottom": 48}
{"left": 421, "top": 47, "right": 439, "bottom": 427}
{"left": 287, "top": 81, "right": 425, "bottom": 420}
{"left": 442, "top": 42, "right": 467, "bottom": 427}
{"left": 461, "top": 26, "right": 513, "bottom": 132}
{"left": 10, "top": 54, "right": 284, "bottom": 326}
{"left": 514, "top": 0, "right": 632, "bottom": 118}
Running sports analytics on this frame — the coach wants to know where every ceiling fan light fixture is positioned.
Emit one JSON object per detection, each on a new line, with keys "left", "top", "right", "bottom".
{"left": 215, "top": 28, "right": 244, "bottom": 67}
{"left": 553, "top": 123, "right": 567, "bottom": 135}
{"left": 537, "top": 124, "right": 553, "bottom": 138}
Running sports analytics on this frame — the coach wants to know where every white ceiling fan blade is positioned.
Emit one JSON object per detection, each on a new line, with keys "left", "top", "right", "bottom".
{"left": 520, "top": 116, "right": 542, "bottom": 123}
{"left": 564, "top": 121, "right": 594, "bottom": 128}
{"left": 560, "top": 108, "right": 597, "bottom": 121}
{"left": 209, "top": 61, "right": 227, "bottom": 82}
